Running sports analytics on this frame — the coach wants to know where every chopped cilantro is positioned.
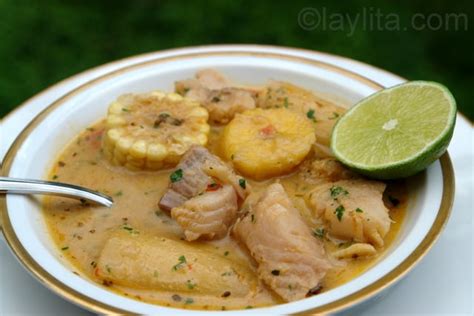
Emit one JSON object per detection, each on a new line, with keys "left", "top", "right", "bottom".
{"left": 329, "top": 112, "right": 340, "bottom": 120}
{"left": 355, "top": 207, "right": 364, "bottom": 213}
{"left": 224, "top": 251, "right": 229, "bottom": 256}
{"left": 184, "top": 297, "right": 194, "bottom": 305}
{"left": 313, "top": 228, "right": 326, "bottom": 239}
{"left": 114, "top": 190, "right": 123, "bottom": 197}
{"left": 122, "top": 108, "right": 130, "bottom": 112}
{"left": 186, "top": 279, "right": 196, "bottom": 289}
{"left": 61, "top": 246, "right": 69, "bottom": 251}
{"left": 172, "top": 255, "right": 187, "bottom": 271}
{"left": 335, "top": 205, "right": 345, "bottom": 221}
{"left": 52, "top": 175, "right": 58, "bottom": 180}
{"left": 271, "top": 269, "right": 280, "bottom": 276}
{"left": 306, "top": 109, "right": 316, "bottom": 121}
{"left": 170, "top": 169, "right": 183, "bottom": 183}
{"left": 330, "top": 186, "right": 349, "bottom": 199}
{"left": 122, "top": 224, "right": 139, "bottom": 235}
{"left": 239, "top": 178, "right": 246, "bottom": 189}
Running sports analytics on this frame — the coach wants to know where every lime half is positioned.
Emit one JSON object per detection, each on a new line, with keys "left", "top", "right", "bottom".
{"left": 331, "top": 81, "right": 456, "bottom": 179}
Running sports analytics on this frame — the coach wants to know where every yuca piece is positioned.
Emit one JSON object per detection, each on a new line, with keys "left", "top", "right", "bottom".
{"left": 222, "top": 108, "right": 315, "bottom": 180}
{"left": 96, "top": 233, "right": 257, "bottom": 297}
{"left": 102, "top": 91, "right": 210, "bottom": 170}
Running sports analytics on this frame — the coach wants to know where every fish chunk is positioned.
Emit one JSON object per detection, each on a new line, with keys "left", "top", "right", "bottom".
{"left": 257, "top": 81, "right": 346, "bottom": 147}
{"left": 299, "top": 158, "right": 359, "bottom": 185}
{"left": 175, "top": 69, "right": 258, "bottom": 124}
{"left": 233, "top": 183, "right": 331, "bottom": 302}
{"left": 96, "top": 232, "right": 257, "bottom": 297}
{"left": 308, "top": 179, "right": 391, "bottom": 247}
{"left": 171, "top": 185, "right": 238, "bottom": 241}
{"left": 159, "top": 146, "right": 248, "bottom": 212}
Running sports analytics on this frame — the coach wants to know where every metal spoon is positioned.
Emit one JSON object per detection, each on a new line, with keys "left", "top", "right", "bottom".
{"left": 0, "top": 177, "right": 114, "bottom": 207}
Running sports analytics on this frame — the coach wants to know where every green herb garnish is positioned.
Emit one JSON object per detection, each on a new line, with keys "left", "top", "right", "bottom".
{"left": 313, "top": 228, "right": 326, "bottom": 239}
{"left": 335, "top": 205, "right": 345, "bottom": 221}
{"left": 170, "top": 169, "right": 183, "bottom": 183}
{"left": 355, "top": 207, "right": 364, "bottom": 213}
{"left": 122, "top": 224, "right": 139, "bottom": 235}
{"left": 283, "top": 97, "right": 289, "bottom": 108}
{"left": 61, "top": 246, "right": 69, "bottom": 251}
{"left": 239, "top": 178, "right": 246, "bottom": 189}
{"left": 306, "top": 109, "right": 316, "bottom": 121}
{"left": 184, "top": 297, "right": 194, "bottom": 305}
{"left": 114, "top": 190, "right": 123, "bottom": 197}
{"left": 186, "top": 279, "right": 196, "bottom": 289}
{"left": 172, "top": 255, "right": 187, "bottom": 271}
{"left": 271, "top": 269, "right": 280, "bottom": 276}
{"left": 330, "top": 186, "right": 349, "bottom": 199}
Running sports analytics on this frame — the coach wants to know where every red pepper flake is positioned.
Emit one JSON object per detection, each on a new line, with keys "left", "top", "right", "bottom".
{"left": 206, "top": 182, "right": 222, "bottom": 192}
{"left": 259, "top": 124, "right": 276, "bottom": 138}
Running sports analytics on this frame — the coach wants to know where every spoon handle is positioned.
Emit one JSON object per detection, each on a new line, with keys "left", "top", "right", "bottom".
{"left": 0, "top": 177, "right": 114, "bottom": 207}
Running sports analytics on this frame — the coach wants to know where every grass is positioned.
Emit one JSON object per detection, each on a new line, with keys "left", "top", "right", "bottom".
{"left": 0, "top": 0, "right": 472, "bottom": 120}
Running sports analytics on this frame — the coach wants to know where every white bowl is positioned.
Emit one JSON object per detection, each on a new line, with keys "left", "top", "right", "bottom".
{"left": 0, "top": 49, "right": 454, "bottom": 315}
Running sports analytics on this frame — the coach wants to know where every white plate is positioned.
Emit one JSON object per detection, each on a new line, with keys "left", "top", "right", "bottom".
{"left": 2, "top": 47, "right": 472, "bottom": 316}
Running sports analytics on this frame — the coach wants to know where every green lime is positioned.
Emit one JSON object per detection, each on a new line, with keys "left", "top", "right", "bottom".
{"left": 331, "top": 81, "right": 456, "bottom": 179}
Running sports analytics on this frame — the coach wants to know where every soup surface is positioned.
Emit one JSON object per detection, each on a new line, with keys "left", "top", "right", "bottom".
{"left": 43, "top": 70, "right": 407, "bottom": 310}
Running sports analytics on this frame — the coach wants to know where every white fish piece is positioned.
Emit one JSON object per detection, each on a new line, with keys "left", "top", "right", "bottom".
{"left": 309, "top": 179, "right": 391, "bottom": 247}
{"left": 233, "top": 183, "right": 331, "bottom": 302}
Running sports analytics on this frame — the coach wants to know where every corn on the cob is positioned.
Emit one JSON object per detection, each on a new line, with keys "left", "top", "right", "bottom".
{"left": 102, "top": 91, "right": 210, "bottom": 170}
{"left": 221, "top": 108, "right": 315, "bottom": 179}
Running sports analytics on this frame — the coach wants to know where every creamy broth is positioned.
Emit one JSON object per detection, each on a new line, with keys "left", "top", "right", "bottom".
{"left": 43, "top": 120, "right": 407, "bottom": 310}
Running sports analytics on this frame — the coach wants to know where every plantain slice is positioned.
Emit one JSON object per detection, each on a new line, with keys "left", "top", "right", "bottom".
{"left": 222, "top": 108, "right": 315, "bottom": 180}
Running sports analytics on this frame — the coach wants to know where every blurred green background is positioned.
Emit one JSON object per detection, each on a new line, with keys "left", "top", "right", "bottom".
{"left": 1, "top": 0, "right": 472, "bottom": 120}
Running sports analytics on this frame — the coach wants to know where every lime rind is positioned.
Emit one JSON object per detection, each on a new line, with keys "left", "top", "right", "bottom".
{"left": 331, "top": 81, "right": 456, "bottom": 179}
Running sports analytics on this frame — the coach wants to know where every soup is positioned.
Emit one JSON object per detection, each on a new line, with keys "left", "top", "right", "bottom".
{"left": 43, "top": 69, "right": 407, "bottom": 310}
